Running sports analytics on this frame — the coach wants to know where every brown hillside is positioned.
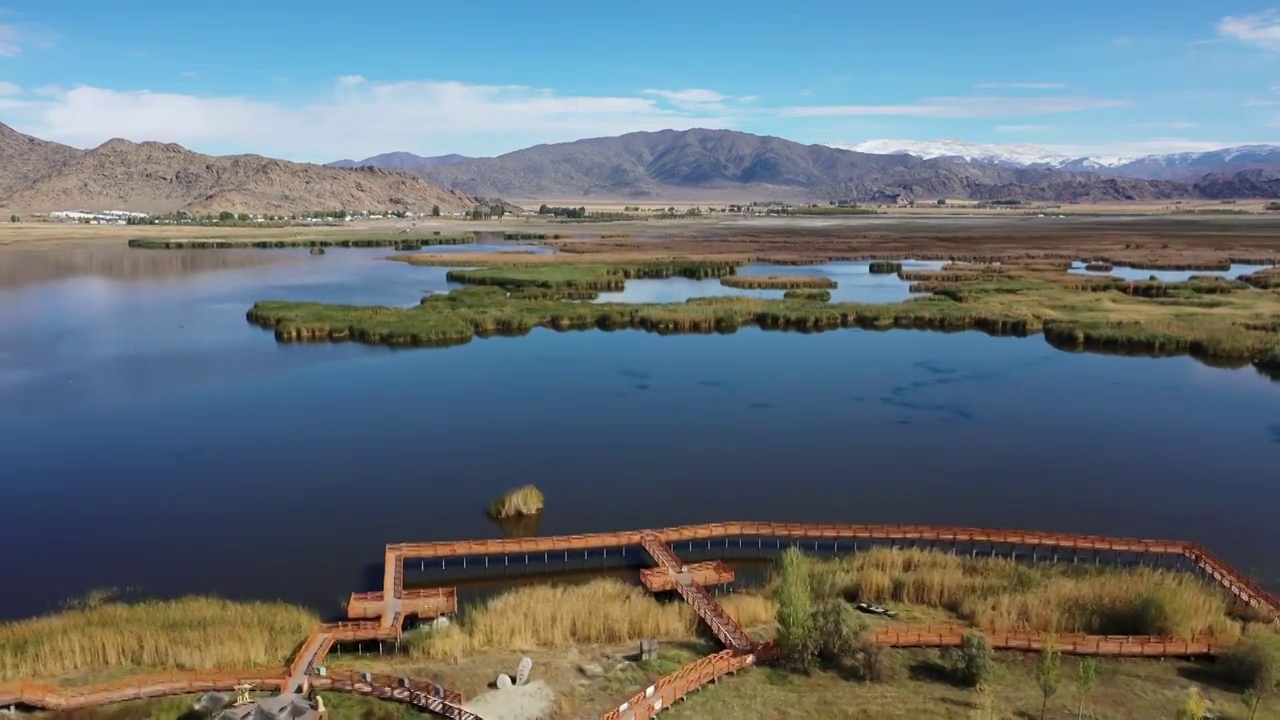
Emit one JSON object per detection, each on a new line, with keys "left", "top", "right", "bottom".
{"left": 0, "top": 138, "right": 480, "bottom": 215}
{"left": 0, "top": 123, "right": 84, "bottom": 200}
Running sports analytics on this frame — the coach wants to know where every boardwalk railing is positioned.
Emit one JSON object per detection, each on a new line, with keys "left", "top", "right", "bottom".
{"left": 0, "top": 672, "right": 285, "bottom": 711}
{"left": 386, "top": 522, "right": 1279, "bottom": 618}
{"left": 8, "top": 522, "right": 1273, "bottom": 719}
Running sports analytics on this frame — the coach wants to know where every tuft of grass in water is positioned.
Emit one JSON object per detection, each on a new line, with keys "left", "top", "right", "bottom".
{"left": 720, "top": 275, "right": 836, "bottom": 290}
{"left": 0, "top": 597, "right": 316, "bottom": 681}
{"left": 802, "top": 548, "right": 1241, "bottom": 640}
{"left": 868, "top": 261, "right": 904, "bottom": 274}
{"left": 488, "top": 484, "right": 545, "bottom": 519}
{"left": 406, "top": 580, "right": 774, "bottom": 660}
{"left": 783, "top": 289, "right": 831, "bottom": 302}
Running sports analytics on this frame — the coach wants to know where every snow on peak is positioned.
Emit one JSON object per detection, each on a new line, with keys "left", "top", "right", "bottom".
{"left": 830, "top": 139, "right": 1136, "bottom": 168}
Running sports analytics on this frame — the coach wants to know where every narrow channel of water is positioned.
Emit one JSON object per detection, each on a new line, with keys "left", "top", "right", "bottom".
{"left": 1067, "top": 262, "right": 1276, "bottom": 282}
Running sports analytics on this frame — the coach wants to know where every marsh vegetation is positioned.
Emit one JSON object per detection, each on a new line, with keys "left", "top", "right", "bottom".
{"left": 247, "top": 259, "right": 1280, "bottom": 375}
{"left": 0, "top": 596, "right": 315, "bottom": 681}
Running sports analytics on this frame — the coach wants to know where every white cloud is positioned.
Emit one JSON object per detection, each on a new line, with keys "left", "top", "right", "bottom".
{"left": 0, "top": 23, "right": 23, "bottom": 56}
{"left": 738, "top": 95, "right": 759, "bottom": 103}
{"left": 995, "top": 124, "right": 1052, "bottom": 132}
{"left": 0, "top": 80, "right": 19, "bottom": 95}
{"left": 1128, "top": 121, "right": 1199, "bottom": 129}
{"left": 642, "top": 88, "right": 727, "bottom": 104}
{"left": 1218, "top": 10, "right": 1280, "bottom": 51}
{"left": 975, "top": 82, "right": 1066, "bottom": 90}
{"left": 6, "top": 78, "right": 740, "bottom": 160}
{"left": 336, "top": 75, "right": 366, "bottom": 86}
{"left": 180, "top": 71, "right": 198, "bottom": 78}
{"left": 779, "top": 96, "right": 1131, "bottom": 119}
{"left": 1245, "top": 98, "right": 1280, "bottom": 107}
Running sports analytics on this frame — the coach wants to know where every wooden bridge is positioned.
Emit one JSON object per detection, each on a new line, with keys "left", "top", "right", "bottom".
{"left": 3, "top": 522, "right": 1275, "bottom": 720}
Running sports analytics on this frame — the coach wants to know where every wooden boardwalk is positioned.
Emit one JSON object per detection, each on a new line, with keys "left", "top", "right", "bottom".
{"left": 4, "top": 522, "right": 1275, "bottom": 720}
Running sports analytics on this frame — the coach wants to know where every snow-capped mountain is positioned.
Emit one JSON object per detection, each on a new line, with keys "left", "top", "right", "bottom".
{"left": 832, "top": 139, "right": 1280, "bottom": 180}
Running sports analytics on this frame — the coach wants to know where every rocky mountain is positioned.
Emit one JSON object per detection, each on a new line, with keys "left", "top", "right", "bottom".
{"left": 327, "top": 152, "right": 473, "bottom": 171}
{"left": 0, "top": 123, "right": 84, "bottom": 199}
{"left": 0, "top": 136, "right": 481, "bottom": 215}
{"left": 843, "top": 139, "right": 1280, "bottom": 181}
{"left": 409, "top": 128, "right": 1280, "bottom": 203}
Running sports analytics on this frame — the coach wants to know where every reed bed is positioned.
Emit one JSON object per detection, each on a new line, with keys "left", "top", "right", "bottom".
{"left": 1084, "top": 262, "right": 1114, "bottom": 272}
{"left": 783, "top": 289, "right": 831, "bottom": 301}
{"left": 246, "top": 263, "right": 1280, "bottom": 372}
{"left": 488, "top": 484, "right": 544, "bottom": 519}
{"left": 807, "top": 548, "right": 1240, "bottom": 640}
{"left": 720, "top": 275, "right": 836, "bottom": 290}
{"left": 407, "top": 580, "right": 774, "bottom": 659}
{"left": 868, "top": 261, "right": 903, "bottom": 274}
{"left": 128, "top": 236, "right": 473, "bottom": 250}
{"left": 0, "top": 597, "right": 316, "bottom": 681}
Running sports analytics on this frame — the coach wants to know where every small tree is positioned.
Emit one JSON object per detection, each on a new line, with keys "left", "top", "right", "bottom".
{"left": 431, "top": 204, "right": 441, "bottom": 217}
{"left": 8, "top": 214, "right": 18, "bottom": 223}
{"left": 1224, "top": 635, "right": 1279, "bottom": 720}
{"left": 947, "top": 631, "right": 993, "bottom": 688}
{"left": 775, "top": 546, "right": 816, "bottom": 672}
{"left": 1075, "top": 658, "right": 1098, "bottom": 720}
{"left": 1175, "top": 686, "right": 1208, "bottom": 720}
{"left": 1035, "top": 636, "right": 1062, "bottom": 720}
{"left": 217, "top": 210, "right": 235, "bottom": 222}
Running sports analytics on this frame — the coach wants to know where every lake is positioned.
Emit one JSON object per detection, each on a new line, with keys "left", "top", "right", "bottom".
{"left": 1, "top": 246, "right": 1278, "bottom": 620}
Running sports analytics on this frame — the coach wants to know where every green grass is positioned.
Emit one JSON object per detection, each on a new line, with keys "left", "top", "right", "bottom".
{"left": 868, "top": 261, "right": 903, "bottom": 274}
{"left": 445, "top": 261, "right": 740, "bottom": 291}
{"left": 245, "top": 263, "right": 1280, "bottom": 376}
{"left": 783, "top": 289, "right": 832, "bottom": 301}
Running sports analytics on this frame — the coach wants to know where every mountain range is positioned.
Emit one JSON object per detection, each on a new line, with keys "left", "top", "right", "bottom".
{"left": 0, "top": 123, "right": 480, "bottom": 215}
{"left": 4, "top": 122, "right": 1280, "bottom": 213}
{"left": 332, "top": 129, "right": 1280, "bottom": 203}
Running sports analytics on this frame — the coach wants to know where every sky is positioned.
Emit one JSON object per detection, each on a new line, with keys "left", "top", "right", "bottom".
{"left": 2, "top": 1, "right": 1280, "bottom": 162}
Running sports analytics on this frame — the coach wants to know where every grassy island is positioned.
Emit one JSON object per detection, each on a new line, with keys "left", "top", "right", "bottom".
{"left": 719, "top": 275, "right": 836, "bottom": 290}
{"left": 868, "top": 261, "right": 903, "bottom": 274}
{"left": 246, "top": 259, "right": 1280, "bottom": 377}
{"left": 783, "top": 289, "right": 832, "bottom": 301}
{"left": 488, "top": 484, "right": 545, "bottom": 519}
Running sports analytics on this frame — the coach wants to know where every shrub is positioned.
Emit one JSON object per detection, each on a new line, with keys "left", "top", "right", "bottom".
{"left": 944, "top": 630, "right": 993, "bottom": 688}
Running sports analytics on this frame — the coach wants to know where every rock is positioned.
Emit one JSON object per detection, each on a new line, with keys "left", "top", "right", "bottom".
{"left": 495, "top": 674, "right": 513, "bottom": 689}
{"left": 612, "top": 662, "right": 632, "bottom": 675}
{"left": 579, "top": 663, "right": 606, "bottom": 679}
{"left": 516, "top": 657, "right": 533, "bottom": 685}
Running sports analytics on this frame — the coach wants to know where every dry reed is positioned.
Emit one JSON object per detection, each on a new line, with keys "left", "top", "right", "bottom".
{"left": 408, "top": 580, "right": 773, "bottom": 659}
{"left": 488, "top": 485, "right": 545, "bottom": 519}
{"left": 0, "top": 597, "right": 316, "bottom": 681}
{"left": 810, "top": 548, "right": 1240, "bottom": 639}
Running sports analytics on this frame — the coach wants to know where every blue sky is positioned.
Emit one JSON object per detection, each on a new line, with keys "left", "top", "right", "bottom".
{"left": 2, "top": 0, "right": 1280, "bottom": 161}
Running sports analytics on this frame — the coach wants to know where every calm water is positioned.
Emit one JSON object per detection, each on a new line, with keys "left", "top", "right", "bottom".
{"left": 1068, "top": 261, "right": 1276, "bottom": 282}
{"left": 1, "top": 247, "right": 1278, "bottom": 620}
{"left": 594, "top": 260, "right": 945, "bottom": 304}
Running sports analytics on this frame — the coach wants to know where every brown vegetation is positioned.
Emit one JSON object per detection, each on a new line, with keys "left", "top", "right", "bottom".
{"left": 0, "top": 597, "right": 315, "bottom": 681}
{"left": 719, "top": 275, "right": 836, "bottom": 289}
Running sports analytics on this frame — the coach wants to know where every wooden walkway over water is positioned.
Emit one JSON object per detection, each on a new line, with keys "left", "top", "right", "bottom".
{"left": 3, "top": 522, "right": 1275, "bottom": 720}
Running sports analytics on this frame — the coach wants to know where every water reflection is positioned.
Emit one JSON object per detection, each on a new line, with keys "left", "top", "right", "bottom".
{"left": 594, "top": 260, "right": 946, "bottom": 304}
{"left": 1067, "top": 262, "right": 1276, "bottom": 282}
